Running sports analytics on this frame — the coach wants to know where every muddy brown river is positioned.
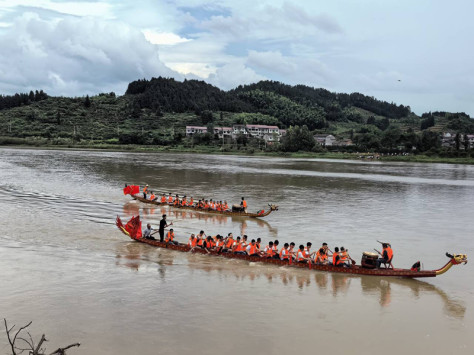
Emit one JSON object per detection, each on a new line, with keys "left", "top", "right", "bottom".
{"left": 0, "top": 148, "right": 472, "bottom": 354}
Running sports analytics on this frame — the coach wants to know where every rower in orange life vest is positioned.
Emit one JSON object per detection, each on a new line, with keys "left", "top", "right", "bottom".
{"left": 188, "top": 197, "right": 194, "bottom": 207}
{"left": 196, "top": 230, "right": 206, "bottom": 248}
{"left": 181, "top": 196, "right": 187, "bottom": 207}
{"left": 167, "top": 193, "right": 173, "bottom": 204}
{"left": 246, "top": 239, "right": 260, "bottom": 257}
{"left": 339, "top": 246, "right": 351, "bottom": 267}
{"left": 279, "top": 243, "right": 291, "bottom": 261}
{"left": 188, "top": 234, "right": 197, "bottom": 248}
{"left": 264, "top": 241, "right": 274, "bottom": 258}
{"left": 223, "top": 201, "right": 229, "bottom": 211}
{"left": 332, "top": 247, "right": 344, "bottom": 267}
{"left": 288, "top": 242, "right": 296, "bottom": 260}
{"left": 149, "top": 191, "right": 156, "bottom": 201}
{"left": 271, "top": 240, "right": 280, "bottom": 259}
{"left": 376, "top": 243, "right": 393, "bottom": 268}
{"left": 240, "top": 197, "right": 247, "bottom": 213}
{"left": 224, "top": 233, "right": 234, "bottom": 251}
{"left": 142, "top": 184, "right": 149, "bottom": 199}
{"left": 304, "top": 242, "right": 314, "bottom": 259}
{"left": 297, "top": 245, "right": 312, "bottom": 263}
{"left": 232, "top": 236, "right": 245, "bottom": 254}
{"left": 160, "top": 194, "right": 166, "bottom": 203}
{"left": 165, "top": 229, "right": 177, "bottom": 245}
{"left": 315, "top": 247, "right": 329, "bottom": 265}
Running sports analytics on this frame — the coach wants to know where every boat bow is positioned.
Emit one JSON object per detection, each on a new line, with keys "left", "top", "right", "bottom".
{"left": 435, "top": 253, "right": 468, "bottom": 276}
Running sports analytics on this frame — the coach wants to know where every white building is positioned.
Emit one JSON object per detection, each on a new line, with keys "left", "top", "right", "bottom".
{"left": 314, "top": 134, "right": 337, "bottom": 146}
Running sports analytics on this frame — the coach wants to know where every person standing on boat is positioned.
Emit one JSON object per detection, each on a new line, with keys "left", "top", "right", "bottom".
{"left": 241, "top": 197, "right": 247, "bottom": 213}
{"left": 159, "top": 214, "right": 172, "bottom": 243}
{"left": 143, "top": 184, "right": 149, "bottom": 199}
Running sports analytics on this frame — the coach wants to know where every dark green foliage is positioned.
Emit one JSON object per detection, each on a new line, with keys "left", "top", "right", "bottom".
{"left": 420, "top": 115, "right": 435, "bottom": 130}
{"left": 281, "top": 125, "right": 315, "bottom": 152}
{"left": 419, "top": 131, "right": 441, "bottom": 152}
{"left": 0, "top": 90, "right": 48, "bottom": 110}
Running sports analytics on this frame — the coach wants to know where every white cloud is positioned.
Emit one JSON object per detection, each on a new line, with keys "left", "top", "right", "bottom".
{"left": 142, "top": 29, "right": 191, "bottom": 45}
{"left": 207, "top": 59, "right": 266, "bottom": 90}
{"left": 0, "top": 12, "right": 180, "bottom": 96}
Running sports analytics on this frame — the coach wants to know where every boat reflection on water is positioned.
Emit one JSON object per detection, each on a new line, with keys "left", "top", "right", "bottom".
{"left": 114, "top": 241, "right": 465, "bottom": 319}
{"left": 122, "top": 201, "right": 278, "bottom": 237}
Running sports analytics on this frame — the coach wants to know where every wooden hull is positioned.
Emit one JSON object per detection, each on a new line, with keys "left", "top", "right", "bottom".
{"left": 122, "top": 234, "right": 437, "bottom": 278}
{"left": 130, "top": 195, "right": 276, "bottom": 218}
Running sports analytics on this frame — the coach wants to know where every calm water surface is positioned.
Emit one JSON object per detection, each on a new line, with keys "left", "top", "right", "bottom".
{"left": 0, "top": 148, "right": 473, "bottom": 355}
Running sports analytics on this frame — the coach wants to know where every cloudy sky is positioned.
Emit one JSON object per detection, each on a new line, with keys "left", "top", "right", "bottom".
{"left": 0, "top": 0, "right": 473, "bottom": 115}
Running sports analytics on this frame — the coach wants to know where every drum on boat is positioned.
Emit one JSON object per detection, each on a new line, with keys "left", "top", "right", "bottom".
{"left": 361, "top": 251, "right": 378, "bottom": 269}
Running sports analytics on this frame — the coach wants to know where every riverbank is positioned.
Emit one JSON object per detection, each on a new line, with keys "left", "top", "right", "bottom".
{"left": 1, "top": 138, "right": 474, "bottom": 165}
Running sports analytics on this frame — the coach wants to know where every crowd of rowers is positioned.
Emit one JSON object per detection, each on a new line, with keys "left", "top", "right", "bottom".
{"left": 142, "top": 185, "right": 248, "bottom": 212}
{"left": 143, "top": 224, "right": 395, "bottom": 267}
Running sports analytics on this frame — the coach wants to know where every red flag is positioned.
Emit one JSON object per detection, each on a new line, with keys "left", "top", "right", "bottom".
{"left": 123, "top": 215, "right": 142, "bottom": 239}
{"left": 123, "top": 185, "right": 140, "bottom": 195}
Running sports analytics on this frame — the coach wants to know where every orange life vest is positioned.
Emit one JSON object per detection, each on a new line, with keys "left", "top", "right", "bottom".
{"left": 297, "top": 250, "right": 306, "bottom": 262}
{"left": 279, "top": 248, "right": 289, "bottom": 260}
{"left": 316, "top": 250, "right": 327, "bottom": 262}
{"left": 197, "top": 238, "right": 204, "bottom": 246}
{"left": 340, "top": 251, "right": 348, "bottom": 261}
{"left": 224, "top": 203, "right": 229, "bottom": 210}
{"left": 143, "top": 186, "right": 148, "bottom": 194}
{"left": 385, "top": 247, "right": 393, "bottom": 261}
{"left": 225, "top": 238, "right": 234, "bottom": 248}
{"left": 150, "top": 194, "right": 155, "bottom": 200}
{"left": 161, "top": 196, "right": 166, "bottom": 203}
{"left": 242, "top": 200, "right": 247, "bottom": 208}
{"left": 188, "top": 198, "right": 194, "bottom": 206}
{"left": 247, "top": 244, "right": 257, "bottom": 254}
{"left": 165, "top": 231, "right": 174, "bottom": 242}
{"left": 265, "top": 245, "right": 274, "bottom": 257}
{"left": 234, "top": 242, "right": 243, "bottom": 252}
{"left": 333, "top": 252, "right": 341, "bottom": 266}
{"left": 168, "top": 196, "right": 173, "bottom": 203}
{"left": 188, "top": 238, "right": 197, "bottom": 247}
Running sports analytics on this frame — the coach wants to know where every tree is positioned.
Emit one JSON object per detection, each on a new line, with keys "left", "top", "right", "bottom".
{"left": 381, "top": 126, "right": 402, "bottom": 149}
{"left": 455, "top": 132, "right": 461, "bottom": 151}
{"left": 419, "top": 131, "right": 440, "bottom": 152}
{"left": 84, "top": 95, "right": 91, "bottom": 108}
{"left": 281, "top": 125, "right": 315, "bottom": 152}
{"left": 464, "top": 134, "right": 470, "bottom": 151}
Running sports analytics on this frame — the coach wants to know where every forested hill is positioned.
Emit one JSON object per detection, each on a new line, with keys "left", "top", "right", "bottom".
{"left": 125, "top": 77, "right": 410, "bottom": 129}
{"left": 1, "top": 76, "right": 474, "bottom": 153}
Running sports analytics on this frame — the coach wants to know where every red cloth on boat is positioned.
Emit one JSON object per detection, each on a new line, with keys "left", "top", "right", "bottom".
{"left": 123, "top": 185, "right": 140, "bottom": 195}
{"left": 124, "top": 216, "right": 142, "bottom": 239}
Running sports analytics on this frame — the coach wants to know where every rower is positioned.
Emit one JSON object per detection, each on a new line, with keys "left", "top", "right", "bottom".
{"left": 279, "top": 243, "right": 291, "bottom": 261}
{"left": 223, "top": 201, "right": 229, "bottom": 211}
{"left": 315, "top": 248, "right": 328, "bottom": 265}
{"left": 215, "top": 236, "right": 225, "bottom": 252}
{"left": 246, "top": 239, "right": 260, "bottom": 257}
{"left": 241, "top": 235, "right": 248, "bottom": 250}
{"left": 288, "top": 242, "right": 296, "bottom": 260}
{"left": 297, "top": 245, "right": 311, "bottom": 263}
{"left": 188, "top": 234, "right": 197, "bottom": 248}
{"left": 304, "top": 242, "right": 313, "bottom": 258}
{"left": 272, "top": 240, "right": 280, "bottom": 259}
{"left": 143, "top": 223, "right": 156, "bottom": 240}
{"left": 168, "top": 193, "right": 173, "bottom": 204}
{"left": 188, "top": 197, "right": 194, "bottom": 207}
{"left": 149, "top": 191, "right": 156, "bottom": 201}
{"left": 173, "top": 194, "right": 180, "bottom": 206}
{"left": 203, "top": 236, "right": 215, "bottom": 251}
{"left": 376, "top": 243, "right": 393, "bottom": 268}
{"left": 165, "top": 229, "right": 177, "bottom": 244}
{"left": 224, "top": 233, "right": 234, "bottom": 251}
{"left": 196, "top": 230, "right": 206, "bottom": 248}
{"left": 340, "top": 247, "right": 351, "bottom": 267}
{"left": 256, "top": 238, "right": 262, "bottom": 250}
{"left": 181, "top": 196, "right": 187, "bottom": 206}
{"left": 160, "top": 194, "right": 166, "bottom": 203}
{"left": 264, "top": 241, "right": 274, "bottom": 258}
{"left": 241, "top": 197, "right": 247, "bottom": 213}
{"left": 333, "top": 247, "right": 343, "bottom": 267}
{"left": 233, "top": 236, "right": 245, "bottom": 254}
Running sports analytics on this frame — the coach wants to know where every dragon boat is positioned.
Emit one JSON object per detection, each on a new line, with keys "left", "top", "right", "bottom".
{"left": 116, "top": 216, "right": 467, "bottom": 278}
{"left": 130, "top": 194, "right": 279, "bottom": 218}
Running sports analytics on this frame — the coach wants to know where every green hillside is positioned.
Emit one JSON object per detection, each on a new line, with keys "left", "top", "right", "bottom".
{"left": 0, "top": 78, "right": 473, "bottom": 155}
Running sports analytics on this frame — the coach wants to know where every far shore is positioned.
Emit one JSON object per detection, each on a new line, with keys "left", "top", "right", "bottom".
{"left": 1, "top": 142, "right": 474, "bottom": 165}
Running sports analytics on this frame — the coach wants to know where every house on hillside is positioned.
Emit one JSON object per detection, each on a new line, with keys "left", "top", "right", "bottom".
{"left": 314, "top": 134, "right": 336, "bottom": 146}
{"left": 186, "top": 124, "right": 284, "bottom": 142}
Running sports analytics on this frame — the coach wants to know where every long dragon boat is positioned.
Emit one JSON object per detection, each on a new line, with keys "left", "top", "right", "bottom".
{"left": 130, "top": 194, "right": 279, "bottom": 218}
{"left": 116, "top": 216, "right": 468, "bottom": 278}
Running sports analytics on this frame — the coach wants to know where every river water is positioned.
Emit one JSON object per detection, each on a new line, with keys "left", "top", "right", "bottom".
{"left": 0, "top": 148, "right": 472, "bottom": 355}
